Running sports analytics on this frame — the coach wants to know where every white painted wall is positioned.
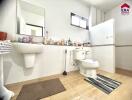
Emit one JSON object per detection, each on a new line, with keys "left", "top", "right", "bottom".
{"left": 18, "top": 0, "right": 90, "bottom": 43}
{"left": 89, "top": 6, "right": 97, "bottom": 27}
{"left": 105, "top": 1, "right": 132, "bottom": 70}
{"left": 89, "top": 6, "right": 105, "bottom": 28}
{"left": 0, "top": 0, "right": 16, "bottom": 40}
{"left": 96, "top": 9, "right": 102, "bottom": 24}
{"left": 90, "top": 19, "right": 115, "bottom": 45}
{"left": 1, "top": 0, "right": 90, "bottom": 42}
{"left": 116, "top": 47, "right": 132, "bottom": 70}
{"left": 0, "top": 0, "right": 91, "bottom": 84}
{"left": 92, "top": 46, "right": 115, "bottom": 73}
{"left": 105, "top": 1, "right": 132, "bottom": 45}
{"left": 90, "top": 19, "right": 115, "bottom": 73}
{"left": 43, "top": 0, "right": 89, "bottom": 42}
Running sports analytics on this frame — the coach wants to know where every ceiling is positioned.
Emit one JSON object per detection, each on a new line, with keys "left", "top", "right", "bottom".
{"left": 81, "top": 0, "right": 123, "bottom": 12}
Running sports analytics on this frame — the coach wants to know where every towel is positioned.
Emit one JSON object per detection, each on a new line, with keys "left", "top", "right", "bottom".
{"left": 0, "top": 40, "right": 12, "bottom": 54}
{"left": 0, "top": 32, "right": 7, "bottom": 40}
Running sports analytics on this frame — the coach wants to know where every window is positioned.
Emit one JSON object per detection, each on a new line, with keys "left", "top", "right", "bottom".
{"left": 71, "top": 13, "right": 88, "bottom": 30}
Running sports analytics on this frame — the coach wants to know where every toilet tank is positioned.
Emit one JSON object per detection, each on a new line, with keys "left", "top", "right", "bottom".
{"left": 73, "top": 49, "right": 86, "bottom": 60}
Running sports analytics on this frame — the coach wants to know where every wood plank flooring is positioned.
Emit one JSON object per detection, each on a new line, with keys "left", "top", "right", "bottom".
{"left": 6, "top": 70, "right": 132, "bottom": 100}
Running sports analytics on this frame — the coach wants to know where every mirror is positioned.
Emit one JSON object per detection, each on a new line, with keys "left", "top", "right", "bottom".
{"left": 17, "top": 0, "right": 45, "bottom": 37}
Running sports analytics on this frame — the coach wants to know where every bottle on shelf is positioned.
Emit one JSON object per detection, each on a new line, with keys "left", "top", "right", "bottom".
{"left": 68, "top": 38, "right": 72, "bottom": 46}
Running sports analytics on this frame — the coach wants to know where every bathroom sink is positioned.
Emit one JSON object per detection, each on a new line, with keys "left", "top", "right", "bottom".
{"left": 13, "top": 43, "right": 43, "bottom": 68}
{"left": 13, "top": 43, "right": 43, "bottom": 54}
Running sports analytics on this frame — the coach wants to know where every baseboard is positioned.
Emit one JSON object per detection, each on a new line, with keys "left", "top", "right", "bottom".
{"left": 116, "top": 66, "right": 132, "bottom": 72}
{"left": 6, "top": 70, "right": 79, "bottom": 86}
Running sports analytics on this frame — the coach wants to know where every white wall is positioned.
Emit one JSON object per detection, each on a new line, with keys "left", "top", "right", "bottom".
{"left": 43, "top": 0, "right": 90, "bottom": 42}
{"left": 18, "top": 0, "right": 90, "bottom": 43}
{"left": 92, "top": 46, "right": 115, "bottom": 73}
{"left": 105, "top": 1, "right": 132, "bottom": 45}
{"left": 0, "top": 0, "right": 91, "bottom": 84}
{"left": 90, "top": 19, "right": 115, "bottom": 73}
{"left": 105, "top": 1, "right": 132, "bottom": 70}
{"left": 1, "top": 0, "right": 90, "bottom": 42}
{"left": 0, "top": 0, "right": 16, "bottom": 40}
{"left": 89, "top": 6, "right": 97, "bottom": 27}
{"left": 89, "top": 6, "right": 105, "bottom": 28}
{"left": 90, "top": 19, "right": 115, "bottom": 45}
{"left": 116, "top": 47, "right": 132, "bottom": 70}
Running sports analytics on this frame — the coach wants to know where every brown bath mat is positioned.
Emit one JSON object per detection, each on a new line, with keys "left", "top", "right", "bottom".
{"left": 17, "top": 78, "right": 66, "bottom": 100}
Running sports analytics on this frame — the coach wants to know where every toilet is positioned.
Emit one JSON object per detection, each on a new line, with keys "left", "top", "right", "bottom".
{"left": 73, "top": 48, "right": 99, "bottom": 79}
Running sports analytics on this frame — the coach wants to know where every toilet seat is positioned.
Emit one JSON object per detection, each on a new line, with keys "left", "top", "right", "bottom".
{"left": 80, "top": 59, "right": 99, "bottom": 69}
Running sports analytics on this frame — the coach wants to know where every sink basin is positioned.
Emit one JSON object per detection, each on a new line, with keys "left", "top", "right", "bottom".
{"left": 13, "top": 43, "right": 43, "bottom": 68}
{"left": 13, "top": 43, "right": 43, "bottom": 54}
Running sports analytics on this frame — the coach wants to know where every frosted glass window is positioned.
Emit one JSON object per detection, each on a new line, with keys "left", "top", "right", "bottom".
{"left": 80, "top": 19, "right": 87, "bottom": 28}
{"left": 71, "top": 15, "right": 80, "bottom": 26}
{"left": 71, "top": 13, "right": 88, "bottom": 30}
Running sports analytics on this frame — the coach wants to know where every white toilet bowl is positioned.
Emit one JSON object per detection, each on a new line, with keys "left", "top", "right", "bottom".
{"left": 78, "top": 59, "right": 99, "bottom": 78}
{"left": 73, "top": 48, "right": 99, "bottom": 78}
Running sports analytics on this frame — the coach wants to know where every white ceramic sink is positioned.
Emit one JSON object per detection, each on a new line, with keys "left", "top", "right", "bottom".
{"left": 13, "top": 43, "right": 43, "bottom": 54}
{"left": 13, "top": 43, "right": 43, "bottom": 68}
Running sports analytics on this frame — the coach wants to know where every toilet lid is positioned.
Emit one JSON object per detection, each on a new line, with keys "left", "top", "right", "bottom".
{"left": 81, "top": 59, "right": 97, "bottom": 63}
{"left": 80, "top": 59, "right": 99, "bottom": 68}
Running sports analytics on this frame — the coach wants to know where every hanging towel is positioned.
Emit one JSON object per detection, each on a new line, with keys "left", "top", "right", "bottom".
{"left": 0, "top": 40, "right": 12, "bottom": 54}
{"left": 0, "top": 32, "right": 7, "bottom": 40}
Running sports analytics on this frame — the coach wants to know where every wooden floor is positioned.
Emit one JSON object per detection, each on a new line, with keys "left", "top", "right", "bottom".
{"left": 7, "top": 69, "right": 132, "bottom": 100}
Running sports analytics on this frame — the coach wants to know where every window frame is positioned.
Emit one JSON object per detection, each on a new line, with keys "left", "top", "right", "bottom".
{"left": 71, "top": 13, "right": 89, "bottom": 30}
